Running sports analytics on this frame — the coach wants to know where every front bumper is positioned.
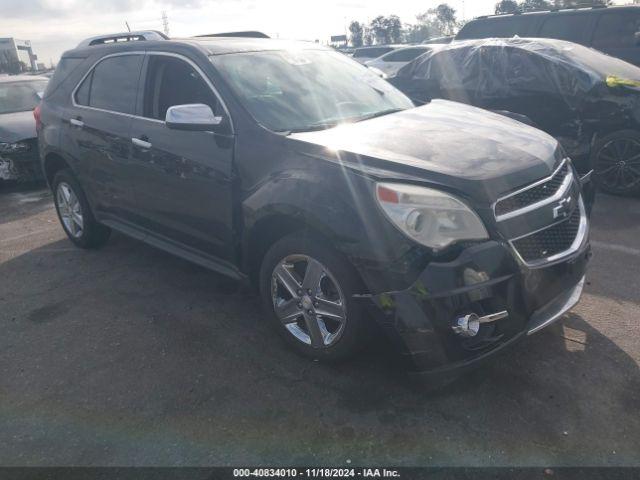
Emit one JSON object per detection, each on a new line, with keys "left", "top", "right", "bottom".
{"left": 0, "top": 142, "right": 43, "bottom": 182}
{"left": 367, "top": 236, "right": 590, "bottom": 377}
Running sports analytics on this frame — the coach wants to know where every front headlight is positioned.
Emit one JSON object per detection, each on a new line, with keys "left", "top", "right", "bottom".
{"left": 376, "top": 182, "right": 489, "bottom": 250}
{"left": 0, "top": 141, "right": 31, "bottom": 154}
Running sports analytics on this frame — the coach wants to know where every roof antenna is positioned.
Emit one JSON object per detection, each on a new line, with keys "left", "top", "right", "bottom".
{"left": 125, "top": 21, "right": 131, "bottom": 32}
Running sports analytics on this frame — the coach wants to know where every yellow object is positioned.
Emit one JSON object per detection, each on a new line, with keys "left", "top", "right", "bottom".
{"left": 606, "top": 75, "right": 640, "bottom": 88}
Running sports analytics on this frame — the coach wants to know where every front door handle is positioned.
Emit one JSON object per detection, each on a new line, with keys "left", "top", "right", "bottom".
{"left": 132, "top": 137, "right": 152, "bottom": 149}
{"left": 70, "top": 118, "right": 84, "bottom": 128}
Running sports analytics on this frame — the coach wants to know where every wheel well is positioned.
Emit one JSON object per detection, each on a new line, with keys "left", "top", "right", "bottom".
{"left": 245, "top": 215, "right": 307, "bottom": 286}
{"left": 43, "top": 153, "right": 70, "bottom": 186}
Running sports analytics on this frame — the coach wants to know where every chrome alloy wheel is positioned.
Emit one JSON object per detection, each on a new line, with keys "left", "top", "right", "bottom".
{"left": 271, "top": 254, "right": 347, "bottom": 348}
{"left": 596, "top": 137, "right": 640, "bottom": 192}
{"left": 56, "top": 182, "right": 84, "bottom": 238}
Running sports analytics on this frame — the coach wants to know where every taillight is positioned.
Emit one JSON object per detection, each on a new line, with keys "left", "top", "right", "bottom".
{"left": 33, "top": 104, "right": 42, "bottom": 131}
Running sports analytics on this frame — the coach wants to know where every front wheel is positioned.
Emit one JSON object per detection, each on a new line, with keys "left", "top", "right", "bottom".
{"left": 259, "top": 233, "right": 367, "bottom": 362}
{"left": 593, "top": 130, "right": 640, "bottom": 196}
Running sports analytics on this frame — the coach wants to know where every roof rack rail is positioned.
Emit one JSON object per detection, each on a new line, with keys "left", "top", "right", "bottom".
{"left": 194, "top": 31, "right": 270, "bottom": 39}
{"left": 478, "top": 4, "right": 617, "bottom": 19}
{"left": 77, "top": 30, "right": 169, "bottom": 48}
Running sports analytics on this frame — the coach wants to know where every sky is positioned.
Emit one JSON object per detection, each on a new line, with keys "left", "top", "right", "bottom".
{"left": 0, "top": 0, "right": 630, "bottom": 66}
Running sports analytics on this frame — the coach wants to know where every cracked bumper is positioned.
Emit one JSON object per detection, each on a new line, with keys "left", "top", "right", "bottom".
{"left": 366, "top": 238, "right": 591, "bottom": 377}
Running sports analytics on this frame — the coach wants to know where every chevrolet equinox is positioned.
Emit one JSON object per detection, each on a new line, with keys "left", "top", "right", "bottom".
{"left": 37, "top": 31, "right": 592, "bottom": 378}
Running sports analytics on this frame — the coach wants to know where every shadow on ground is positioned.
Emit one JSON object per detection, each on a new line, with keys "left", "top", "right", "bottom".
{"left": 1, "top": 226, "right": 639, "bottom": 466}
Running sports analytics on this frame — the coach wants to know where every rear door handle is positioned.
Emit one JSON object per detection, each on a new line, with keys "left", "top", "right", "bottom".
{"left": 70, "top": 118, "right": 84, "bottom": 128}
{"left": 132, "top": 137, "right": 152, "bottom": 149}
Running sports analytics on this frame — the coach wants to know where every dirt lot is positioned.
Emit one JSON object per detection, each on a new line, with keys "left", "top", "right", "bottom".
{"left": 1, "top": 184, "right": 639, "bottom": 467}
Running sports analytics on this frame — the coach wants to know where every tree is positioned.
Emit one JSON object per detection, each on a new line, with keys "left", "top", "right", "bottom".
{"left": 386, "top": 15, "right": 403, "bottom": 43}
{"left": 363, "top": 27, "right": 373, "bottom": 46}
{"left": 521, "top": 0, "right": 551, "bottom": 11}
{"left": 349, "top": 21, "right": 364, "bottom": 47}
{"left": 495, "top": 0, "right": 520, "bottom": 14}
{"left": 370, "top": 16, "right": 390, "bottom": 44}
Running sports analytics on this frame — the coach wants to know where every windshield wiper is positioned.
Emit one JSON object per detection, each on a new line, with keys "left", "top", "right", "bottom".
{"left": 352, "top": 108, "right": 405, "bottom": 123}
{"left": 279, "top": 122, "right": 339, "bottom": 135}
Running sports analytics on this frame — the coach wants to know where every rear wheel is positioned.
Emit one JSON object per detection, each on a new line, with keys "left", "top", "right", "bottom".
{"left": 52, "top": 169, "right": 111, "bottom": 248}
{"left": 259, "top": 233, "right": 367, "bottom": 361}
{"left": 593, "top": 130, "right": 640, "bottom": 196}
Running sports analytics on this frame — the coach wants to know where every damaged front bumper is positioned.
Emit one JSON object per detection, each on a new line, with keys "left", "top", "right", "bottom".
{"left": 0, "top": 141, "right": 43, "bottom": 182}
{"left": 367, "top": 237, "right": 591, "bottom": 378}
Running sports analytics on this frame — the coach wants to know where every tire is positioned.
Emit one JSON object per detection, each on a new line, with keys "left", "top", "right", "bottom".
{"left": 592, "top": 130, "right": 640, "bottom": 196}
{"left": 259, "top": 232, "right": 367, "bottom": 362}
{"left": 52, "top": 169, "right": 111, "bottom": 249}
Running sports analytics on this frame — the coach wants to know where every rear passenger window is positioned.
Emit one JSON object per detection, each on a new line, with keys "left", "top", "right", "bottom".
{"left": 142, "top": 55, "right": 219, "bottom": 121}
{"left": 538, "top": 15, "right": 587, "bottom": 43}
{"left": 593, "top": 13, "right": 640, "bottom": 49}
{"left": 74, "top": 54, "right": 143, "bottom": 114}
{"left": 458, "top": 17, "right": 530, "bottom": 39}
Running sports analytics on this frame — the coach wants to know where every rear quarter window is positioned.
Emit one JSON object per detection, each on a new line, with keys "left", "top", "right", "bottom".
{"left": 43, "top": 57, "right": 85, "bottom": 98}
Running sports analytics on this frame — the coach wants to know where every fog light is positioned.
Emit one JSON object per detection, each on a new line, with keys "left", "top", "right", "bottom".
{"left": 452, "top": 313, "right": 481, "bottom": 337}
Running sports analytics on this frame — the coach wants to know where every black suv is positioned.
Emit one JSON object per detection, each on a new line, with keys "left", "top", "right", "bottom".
{"left": 457, "top": 6, "right": 640, "bottom": 67}
{"left": 38, "top": 31, "right": 591, "bottom": 378}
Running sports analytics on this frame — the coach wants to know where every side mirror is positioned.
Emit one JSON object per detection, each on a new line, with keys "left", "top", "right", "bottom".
{"left": 165, "top": 104, "right": 224, "bottom": 132}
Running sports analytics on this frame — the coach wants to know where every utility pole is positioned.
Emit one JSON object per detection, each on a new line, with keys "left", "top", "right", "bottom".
{"left": 162, "top": 11, "right": 170, "bottom": 37}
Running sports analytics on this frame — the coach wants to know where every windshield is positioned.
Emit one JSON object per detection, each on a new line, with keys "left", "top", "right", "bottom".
{"left": 0, "top": 80, "right": 48, "bottom": 114}
{"left": 210, "top": 49, "right": 414, "bottom": 133}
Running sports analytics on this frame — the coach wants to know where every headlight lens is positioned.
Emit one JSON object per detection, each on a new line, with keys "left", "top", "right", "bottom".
{"left": 0, "top": 141, "right": 31, "bottom": 154}
{"left": 376, "top": 183, "right": 489, "bottom": 250}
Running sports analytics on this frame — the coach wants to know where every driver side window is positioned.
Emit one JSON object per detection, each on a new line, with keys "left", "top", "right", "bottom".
{"left": 142, "top": 55, "right": 219, "bottom": 121}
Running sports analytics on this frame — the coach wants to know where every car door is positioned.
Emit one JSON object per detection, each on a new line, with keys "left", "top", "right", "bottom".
{"left": 127, "top": 52, "right": 235, "bottom": 262}
{"left": 591, "top": 12, "right": 640, "bottom": 67}
{"left": 67, "top": 53, "right": 143, "bottom": 222}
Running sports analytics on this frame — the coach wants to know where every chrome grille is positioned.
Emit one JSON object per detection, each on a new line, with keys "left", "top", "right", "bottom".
{"left": 512, "top": 205, "right": 581, "bottom": 263}
{"left": 495, "top": 161, "right": 569, "bottom": 218}
{"left": 494, "top": 159, "right": 589, "bottom": 267}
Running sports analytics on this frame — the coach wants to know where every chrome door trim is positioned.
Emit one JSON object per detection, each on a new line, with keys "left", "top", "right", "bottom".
{"left": 70, "top": 50, "right": 235, "bottom": 134}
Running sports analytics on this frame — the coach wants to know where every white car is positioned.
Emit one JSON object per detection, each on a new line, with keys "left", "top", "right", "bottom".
{"left": 365, "top": 46, "right": 439, "bottom": 77}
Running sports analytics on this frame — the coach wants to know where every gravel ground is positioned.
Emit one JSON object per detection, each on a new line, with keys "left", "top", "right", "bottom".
{"left": 1, "top": 184, "right": 639, "bottom": 467}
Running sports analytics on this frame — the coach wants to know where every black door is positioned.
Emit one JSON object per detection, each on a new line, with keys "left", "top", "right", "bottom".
{"left": 128, "top": 53, "right": 236, "bottom": 262}
{"left": 66, "top": 53, "right": 143, "bottom": 222}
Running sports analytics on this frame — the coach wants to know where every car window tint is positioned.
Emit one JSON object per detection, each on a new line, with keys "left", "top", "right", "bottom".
{"left": 593, "top": 13, "right": 640, "bottom": 49}
{"left": 458, "top": 17, "right": 530, "bottom": 39}
{"left": 87, "top": 54, "right": 143, "bottom": 114}
{"left": 538, "top": 15, "right": 586, "bottom": 43}
{"left": 142, "top": 55, "right": 219, "bottom": 121}
{"left": 75, "top": 71, "right": 91, "bottom": 106}
{"left": 385, "top": 48, "right": 428, "bottom": 62}
{"left": 354, "top": 47, "right": 394, "bottom": 58}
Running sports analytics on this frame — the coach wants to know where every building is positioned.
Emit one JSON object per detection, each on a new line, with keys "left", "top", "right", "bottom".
{"left": 0, "top": 38, "right": 38, "bottom": 73}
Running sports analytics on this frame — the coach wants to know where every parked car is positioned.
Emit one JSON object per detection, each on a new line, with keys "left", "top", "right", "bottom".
{"left": 365, "top": 45, "right": 443, "bottom": 78}
{"left": 352, "top": 45, "right": 399, "bottom": 64}
{"left": 0, "top": 75, "right": 48, "bottom": 182}
{"left": 456, "top": 5, "right": 640, "bottom": 67}
{"left": 391, "top": 37, "right": 640, "bottom": 195}
{"left": 38, "top": 32, "right": 591, "bottom": 379}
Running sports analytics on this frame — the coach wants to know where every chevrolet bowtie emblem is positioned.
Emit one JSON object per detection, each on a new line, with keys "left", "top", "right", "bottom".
{"left": 553, "top": 196, "right": 573, "bottom": 219}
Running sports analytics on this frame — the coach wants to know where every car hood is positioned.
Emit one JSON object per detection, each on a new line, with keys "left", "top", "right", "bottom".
{"left": 0, "top": 110, "right": 37, "bottom": 143}
{"left": 289, "top": 100, "right": 561, "bottom": 204}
